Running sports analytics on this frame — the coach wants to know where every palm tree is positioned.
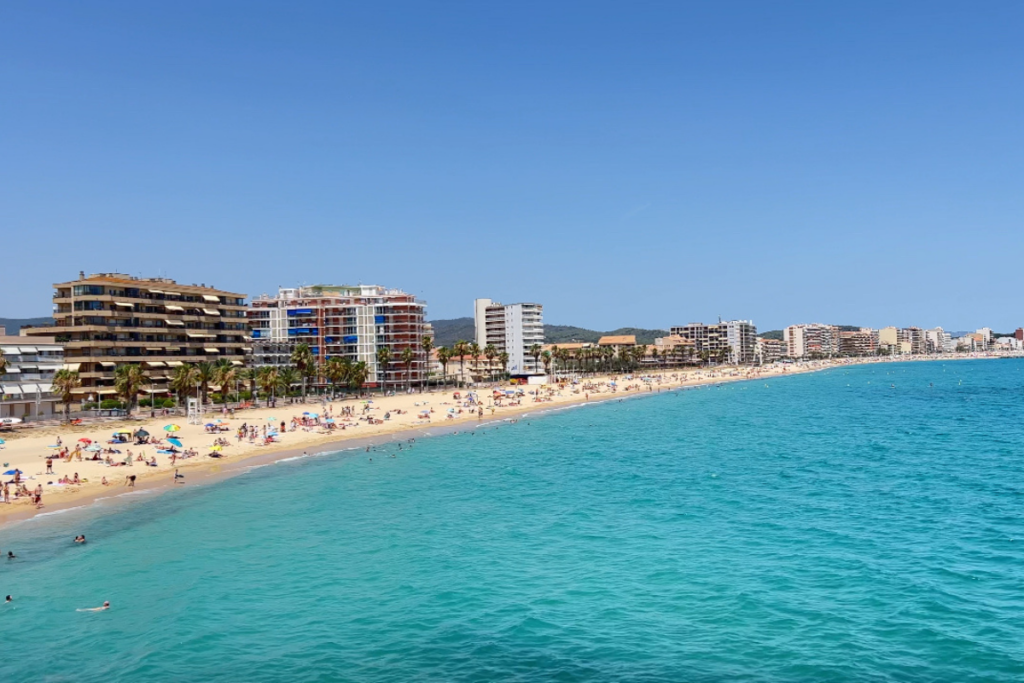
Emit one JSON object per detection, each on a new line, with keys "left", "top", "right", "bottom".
{"left": 170, "top": 363, "right": 197, "bottom": 411}
{"left": 483, "top": 343, "right": 497, "bottom": 382}
{"left": 277, "top": 367, "right": 300, "bottom": 401}
{"left": 213, "top": 360, "right": 239, "bottom": 407}
{"left": 257, "top": 366, "right": 280, "bottom": 404}
{"left": 237, "top": 367, "right": 258, "bottom": 406}
{"left": 400, "top": 347, "right": 415, "bottom": 391}
{"left": 420, "top": 335, "right": 434, "bottom": 389}
{"left": 436, "top": 346, "right": 451, "bottom": 389}
{"left": 498, "top": 351, "right": 509, "bottom": 379}
{"left": 529, "top": 344, "right": 542, "bottom": 376}
{"left": 51, "top": 368, "right": 81, "bottom": 423}
{"left": 376, "top": 346, "right": 392, "bottom": 395}
{"left": 468, "top": 342, "right": 481, "bottom": 384}
{"left": 194, "top": 361, "right": 216, "bottom": 406}
{"left": 324, "top": 356, "right": 352, "bottom": 398}
{"left": 291, "top": 343, "right": 316, "bottom": 401}
{"left": 0, "top": 355, "right": 7, "bottom": 378}
{"left": 452, "top": 340, "right": 468, "bottom": 386}
{"left": 541, "top": 349, "right": 552, "bottom": 378}
{"left": 348, "top": 361, "right": 370, "bottom": 393}
{"left": 114, "top": 364, "right": 150, "bottom": 415}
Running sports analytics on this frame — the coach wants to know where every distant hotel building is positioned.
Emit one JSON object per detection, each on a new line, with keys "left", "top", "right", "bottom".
{"left": 755, "top": 337, "right": 787, "bottom": 363}
{"left": 671, "top": 320, "right": 757, "bottom": 364}
{"left": 0, "top": 327, "right": 64, "bottom": 419}
{"left": 783, "top": 324, "right": 840, "bottom": 358}
{"left": 473, "top": 299, "right": 544, "bottom": 376}
{"left": 249, "top": 285, "right": 427, "bottom": 387}
{"left": 23, "top": 273, "right": 248, "bottom": 402}
{"left": 838, "top": 328, "right": 879, "bottom": 356}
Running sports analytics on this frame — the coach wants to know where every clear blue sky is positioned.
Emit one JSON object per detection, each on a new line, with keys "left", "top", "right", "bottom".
{"left": 2, "top": 1, "right": 1022, "bottom": 332}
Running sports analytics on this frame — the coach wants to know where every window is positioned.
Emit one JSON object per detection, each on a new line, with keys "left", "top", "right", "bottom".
{"left": 73, "top": 285, "right": 105, "bottom": 296}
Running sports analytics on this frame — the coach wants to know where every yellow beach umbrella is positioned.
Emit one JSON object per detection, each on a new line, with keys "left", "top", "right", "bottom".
{"left": 164, "top": 424, "right": 181, "bottom": 432}
{"left": 210, "top": 445, "right": 223, "bottom": 452}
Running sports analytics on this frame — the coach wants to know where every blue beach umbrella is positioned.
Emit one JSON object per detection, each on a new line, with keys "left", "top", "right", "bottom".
{"left": 167, "top": 438, "right": 183, "bottom": 447}
{"left": 4, "top": 469, "right": 23, "bottom": 475}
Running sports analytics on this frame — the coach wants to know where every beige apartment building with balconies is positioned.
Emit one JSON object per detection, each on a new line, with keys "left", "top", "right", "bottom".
{"left": 23, "top": 273, "right": 248, "bottom": 403}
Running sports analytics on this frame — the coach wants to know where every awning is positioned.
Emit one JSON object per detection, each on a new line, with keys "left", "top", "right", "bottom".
{"left": 146, "top": 347, "right": 164, "bottom": 351}
{"left": 18, "top": 365, "right": 37, "bottom": 370}
{"left": 63, "top": 363, "right": 81, "bottom": 371}
{"left": 97, "top": 388, "right": 118, "bottom": 395}
{"left": 144, "top": 387, "right": 163, "bottom": 393}
{"left": 148, "top": 289, "right": 165, "bottom": 295}
{"left": 231, "top": 360, "right": 244, "bottom": 366}
{"left": 114, "top": 301, "right": 133, "bottom": 308}
{"left": 1, "top": 346, "right": 20, "bottom": 354}
{"left": 202, "top": 295, "right": 220, "bottom": 303}
{"left": 165, "top": 305, "right": 184, "bottom": 312}
{"left": 204, "top": 347, "right": 220, "bottom": 353}
{"left": 98, "top": 361, "right": 116, "bottom": 367}
{"left": 165, "top": 319, "right": 185, "bottom": 326}
{"left": 166, "top": 361, "right": 184, "bottom": 367}
{"left": 187, "top": 332, "right": 213, "bottom": 338}
{"left": 1, "top": 385, "right": 24, "bottom": 396}
{"left": 3, "top": 366, "right": 21, "bottom": 374}
{"left": 37, "top": 383, "right": 53, "bottom": 393}
{"left": 18, "top": 346, "right": 38, "bottom": 353}
{"left": 145, "top": 361, "right": 167, "bottom": 367}
{"left": 202, "top": 308, "right": 220, "bottom": 316}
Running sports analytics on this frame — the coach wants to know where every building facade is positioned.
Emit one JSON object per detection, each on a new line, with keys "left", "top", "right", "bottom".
{"left": 755, "top": 337, "right": 787, "bottom": 363}
{"left": 783, "top": 324, "right": 841, "bottom": 358}
{"left": 838, "top": 328, "right": 879, "bottom": 356}
{"left": 249, "top": 285, "right": 428, "bottom": 388}
{"left": 0, "top": 328, "right": 65, "bottom": 419}
{"left": 474, "top": 300, "right": 544, "bottom": 376}
{"left": 670, "top": 320, "right": 757, "bottom": 364}
{"left": 23, "top": 273, "right": 248, "bottom": 402}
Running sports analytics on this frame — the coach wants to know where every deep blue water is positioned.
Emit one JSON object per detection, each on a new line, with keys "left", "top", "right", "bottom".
{"left": 2, "top": 360, "right": 1024, "bottom": 682}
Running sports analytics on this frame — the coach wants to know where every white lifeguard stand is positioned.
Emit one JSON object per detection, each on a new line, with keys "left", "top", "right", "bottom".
{"left": 187, "top": 397, "right": 201, "bottom": 425}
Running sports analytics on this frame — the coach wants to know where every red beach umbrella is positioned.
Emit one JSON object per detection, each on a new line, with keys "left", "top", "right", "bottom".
{"left": 78, "top": 438, "right": 92, "bottom": 444}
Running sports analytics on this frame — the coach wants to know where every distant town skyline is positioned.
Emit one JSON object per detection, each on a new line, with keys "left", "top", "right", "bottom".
{"left": 3, "top": 2, "right": 1024, "bottom": 330}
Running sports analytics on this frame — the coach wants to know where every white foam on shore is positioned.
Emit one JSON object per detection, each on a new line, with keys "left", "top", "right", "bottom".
{"left": 28, "top": 505, "right": 87, "bottom": 520}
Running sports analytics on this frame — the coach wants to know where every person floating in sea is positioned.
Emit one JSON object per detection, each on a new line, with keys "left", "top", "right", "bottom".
{"left": 77, "top": 601, "right": 110, "bottom": 612}
{"left": 5, "top": 595, "right": 11, "bottom": 603}
{"left": 74, "top": 535, "right": 86, "bottom": 544}
{"left": 7, "top": 551, "right": 16, "bottom": 559}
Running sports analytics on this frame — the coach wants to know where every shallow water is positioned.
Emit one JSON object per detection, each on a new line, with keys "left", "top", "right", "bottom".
{"left": 2, "top": 360, "right": 1024, "bottom": 682}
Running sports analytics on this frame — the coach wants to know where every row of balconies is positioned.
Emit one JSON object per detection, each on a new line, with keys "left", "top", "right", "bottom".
{"left": 53, "top": 292, "right": 247, "bottom": 308}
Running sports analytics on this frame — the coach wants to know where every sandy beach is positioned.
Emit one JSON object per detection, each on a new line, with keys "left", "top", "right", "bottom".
{"left": 0, "top": 354, "right": 1008, "bottom": 528}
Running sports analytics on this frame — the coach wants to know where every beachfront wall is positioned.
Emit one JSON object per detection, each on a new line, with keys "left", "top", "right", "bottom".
{"left": 23, "top": 273, "right": 248, "bottom": 403}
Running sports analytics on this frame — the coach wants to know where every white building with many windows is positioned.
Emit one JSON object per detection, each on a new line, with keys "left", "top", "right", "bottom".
{"left": 0, "top": 327, "right": 65, "bottom": 420}
{"left": 474, "top": 299, "right": 544, "bottom": 376}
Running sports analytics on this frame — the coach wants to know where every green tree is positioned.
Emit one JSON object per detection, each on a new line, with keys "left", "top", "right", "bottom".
{"left": 498, "top": 351, "right": 509, "bottom": 379}
{"left": 348, "top": 361, "right": 369, "bottom": 392}
{"left": 400, "top": 346, "right": 415, "bottom": 391}
{"left": 483, "top": 343, "right": 497, "bottom": 382}
{"left": 291, "top": 343, "right": 316, "bottom": 400}
{"left": 257, "top": 366, "right": 280, "bottom": 403}
{"left": 452, "top": 340, "right": 468, "bottom": 386}
{"left": 376, "top": 346, "right": 392, "bottom": 395}
{"left": 194, "top": 361, "right": 216, "bottom": 406}
{"left": 420, "top": 335, "right": 435, "bottom": 388}
{"left": 277, "top": 367, "right": 300, "bottom": 400}
{"left": 324, "top": 356, "right": 352, "bottom": 398}
{"left": 51, "top": 368, "right": 81, "bottom": 423}
{"left": 436, "top": 346, "right": 451, "bottom": 389}
{"left": 529, "top": 344, "right": 542, "bottom": 376}
{"left": 170, "top": 363, "right": 198, "bottom": 409}
{"left": 213, "top": 360, "right": 239, "bottom": 406}
{"left": 114, "top": 364, "right": 150, "bottom": 415}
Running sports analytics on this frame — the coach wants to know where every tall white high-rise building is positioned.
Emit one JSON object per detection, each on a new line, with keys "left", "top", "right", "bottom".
{"left": 474, "top": 299, "right": 544, "bottom": 376}
{"left": 784, "top": 324, "right": 840, "bottom": 358}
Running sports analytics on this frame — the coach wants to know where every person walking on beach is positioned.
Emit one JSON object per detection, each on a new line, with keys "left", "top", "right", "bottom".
{"left": 125, "top": 474, "right": 136, "bottom": 488}
{"left": 46, "top": 457, "right": 54, "bottom": 474}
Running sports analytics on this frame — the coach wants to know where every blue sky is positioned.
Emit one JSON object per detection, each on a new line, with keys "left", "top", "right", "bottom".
{"left": 2, "top": 1, "right": 1022, "bottom": 331}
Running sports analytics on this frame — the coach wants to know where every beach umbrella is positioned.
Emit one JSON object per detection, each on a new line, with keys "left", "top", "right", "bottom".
{"left": 164, "top": 424, "right": 181, "bottom": 432}
{"left": 135, "top": 429, "right": 150, "bottom": 437}
{"left": 0, "top": 439, "right": 5, "bottom": 445}
{"left": 78, "top": 437, "right": 92, "bottom": 443}
{"left": 266, "top": 417, "right": 276, "bottom": 422}
{"left": 167, "top": 438, "right": 183, "bottom": 447}
{"left": 210, "top": 445, "right": 223, "bottom": 452}
{"left": 308, "top": 413, "right": 319, "bottom": 418}
{"left": 204, "top": 423, "right": 216, "bottom": 428}
{"left": 3, "top": 469, "right": 22, "bottom": 475}
{"left": 419, "top": 410, "right": 430, "bottom": 415}
{"left": 113, "top": 429, "right": 131, "bottom": 435}
{"left": 85, "top": 445, "right": 101, "bottom": 452}
{"left": 214, "top": 419, "right": 227, "bottom": 424}
{"left": 302, "top": 411, "right": 311, "bottom": 415}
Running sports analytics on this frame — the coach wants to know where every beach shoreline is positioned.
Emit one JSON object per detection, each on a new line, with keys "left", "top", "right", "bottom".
{"left": 0, "top": 353, "right": 1013, "bottom": 530}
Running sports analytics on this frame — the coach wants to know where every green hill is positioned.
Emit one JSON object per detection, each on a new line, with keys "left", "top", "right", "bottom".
{"left": 0, "top": 317, "right": 53, "bottom": 334}
{"left": 427, "top": 318, "right": 668, "bottom": 347}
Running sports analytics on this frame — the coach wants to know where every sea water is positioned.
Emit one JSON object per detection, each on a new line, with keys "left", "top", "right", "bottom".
{"left": 2, "top": 360, "right": 1023, "bottom": 682}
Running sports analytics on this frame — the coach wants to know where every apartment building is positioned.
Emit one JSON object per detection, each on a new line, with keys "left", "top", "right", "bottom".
{"left": 783, "top": 324, "right": 840, "bottom": 358}
{"left": 838, "top": 328, "right": 878, "bottom": 356}
{"left": 925, "top": 327, "right": 953, "bottom": 354}
{"left": 249, "top": 285, "right": 427, "bottom": 387}
{"left": 755, "top": 337, "right": 787, "bottom": 363}
{"left": 23, "top": 273, "right": 248, "bottom": 402}
{"left": 0, "top": 327, "right": 64, "bottom": 419}
{"left": 473, "top": 299, "right": 544, "bottom": 376}
{"left": 670, "top": 320, "right": 757, "bottom": 364}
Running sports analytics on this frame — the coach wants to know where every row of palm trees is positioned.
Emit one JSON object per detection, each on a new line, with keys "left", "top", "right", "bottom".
{"left": 432, "top": 340, "right": 510, "bottom": 387}
{"left": 527, "top": 342, "right": 734, "bottom": 379}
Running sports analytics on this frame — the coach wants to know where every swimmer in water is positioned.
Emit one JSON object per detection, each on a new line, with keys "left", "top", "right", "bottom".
{"left": 77, "top": 601, "right": 110, "bottom": 612}
{"left": 74, "top": 535, "right": 86, "bottom": 544}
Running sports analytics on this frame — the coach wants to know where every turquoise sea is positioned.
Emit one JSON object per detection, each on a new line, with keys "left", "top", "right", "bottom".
{"left": 2, "top": 360, "right": 1024, "bottom": 682}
